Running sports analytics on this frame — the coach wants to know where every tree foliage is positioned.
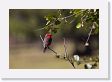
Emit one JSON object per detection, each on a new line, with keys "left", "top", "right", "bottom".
{"left": 42, "top": 9, "right": 99, "bottom": 34}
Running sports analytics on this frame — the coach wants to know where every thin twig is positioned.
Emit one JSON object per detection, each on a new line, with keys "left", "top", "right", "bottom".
{"left": 48, "top": 47, "right": 57, "bottom": 55}
{"left": 63, "top": 38, "right": 75, "bottom": 68}
{"left": 58, "top": 14, "right": 75, "bottom": 20}
{"left": 40, "top": 35, "right": 44, "bottom": 47}
{"left": 37, "top": 27, "right": 45, "bottom": 31}
{"left": 85, "top": 27, "right": 93, "bottom": 45}
{"left": 40, "top": 35, "right": 44, "bottom": 42}
{"left": 69, "top": 59, "right": 75, "bottom": 68}
{"left": 63, "top": 38, "right": 67, "bottom": 58}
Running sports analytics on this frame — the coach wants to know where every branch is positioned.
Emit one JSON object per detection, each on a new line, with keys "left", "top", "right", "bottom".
{"left": 63, "top": 38, "right": 75, "bottom": 68}
{"left": 63, "top": 38, "right": 67, "bottom": 58}
{"left": 40, "top": 35, "right": 44, "bottom": 47}
{"left": 48, "top": 47, "right": 57, "bottom": 55}
{"left": 36, "top": 27, "right": 45, "bottom": 31}
{"left": 69, "top": 59, "right": 75, "bottom": 68}
{"left": 85, "top": 26, "right": 93, "bottom": 46}
{"left": 59, "top": 14, "right": 75, "bottom": 20}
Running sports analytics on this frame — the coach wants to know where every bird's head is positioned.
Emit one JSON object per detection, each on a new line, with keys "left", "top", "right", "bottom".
{"left": 46, "top": 33, "right": 52, "bottom": 38}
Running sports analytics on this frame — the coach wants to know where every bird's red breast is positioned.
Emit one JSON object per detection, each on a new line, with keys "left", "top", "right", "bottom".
{"left": 45, "top": 33, "right": 52, "bottom": 38}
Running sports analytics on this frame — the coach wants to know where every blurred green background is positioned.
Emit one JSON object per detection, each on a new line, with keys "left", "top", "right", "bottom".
{"left": 9, "top": 9, "right": 99, "bottom": 69}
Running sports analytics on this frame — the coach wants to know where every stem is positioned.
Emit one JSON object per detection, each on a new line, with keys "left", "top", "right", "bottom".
{"left": 64, "top": 14, "right": 75, "bottom": 19}
{"left": 63, "top": 38, "right": 75, "bottom": 69}
{"left": 40, "top": 35, "right": 44, "bottom": 42}
{"left": 48, "top": 47, "right": 57, "bottom": 55}
{"left": 85, "top": 27, "right": 93, "bottom": 45}
{"left": 36, "top": 27, "right": 45, "bottom": 31}
{"left": 69, "top": 59, "right": 75, "bottom": 68}
{"left": 40, "top": 35, "right": 44, "bottom": 47}
{"left": 59, "top": 14, "right": 75, "bottom": 20}
{"left": 63, "top": 38, "right": 67, "bottom": 58}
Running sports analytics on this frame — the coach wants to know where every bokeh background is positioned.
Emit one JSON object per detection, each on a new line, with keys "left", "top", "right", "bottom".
{"left": 9, "top": 9, "right": 99, "bottom": 69}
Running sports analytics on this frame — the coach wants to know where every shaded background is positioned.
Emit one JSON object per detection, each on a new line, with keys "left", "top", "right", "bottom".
{"left": 9, "top": 9, "right": 99, "bottom": 69}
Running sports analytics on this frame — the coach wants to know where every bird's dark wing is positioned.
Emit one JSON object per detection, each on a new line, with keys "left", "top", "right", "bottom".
{"left": 48, "top": 38, "right": 52, "bottom": 44}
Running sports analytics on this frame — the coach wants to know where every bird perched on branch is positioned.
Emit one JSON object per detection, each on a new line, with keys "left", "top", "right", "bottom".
{"left": 43, "top": 33, "right": 52, "bottom": 53}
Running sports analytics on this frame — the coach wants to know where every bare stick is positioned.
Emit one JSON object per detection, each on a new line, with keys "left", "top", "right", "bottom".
{"left": 48, "top": 47, "right": 57, "bottom": 55}
{"left": 63, "top": 38, "right": 67, "bottom": 58}
{"left": 59, "top": 14, "right": 75, "bottom": 20}
{"left": 85, "top": 26, "right": 93, "bottom": 46}
{"left": 69, "top": 60, "right": 75, "bottom": 68}
{"left": 40, "top": 35, "right": 44, "bottom": 47}
{"left": 63, "top": 38, "right": 75, "bottom": 68}
{"left": 37, "top": 27, "right": 45, "bottom": 31}
{"left": 40, "top": 35, "right": 44, "bottom": 43}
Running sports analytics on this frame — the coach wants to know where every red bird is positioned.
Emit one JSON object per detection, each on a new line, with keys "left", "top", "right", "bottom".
{"left": 43, "top": 33, "right": 52, "bottom": 53}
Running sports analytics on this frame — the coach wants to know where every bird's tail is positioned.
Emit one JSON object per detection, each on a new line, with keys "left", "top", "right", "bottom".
{"left": 43, "top": 47, "right": 47, "bottom": 53}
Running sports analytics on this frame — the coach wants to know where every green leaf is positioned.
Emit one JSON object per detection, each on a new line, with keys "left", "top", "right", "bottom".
{"left": 54, "top": 27, "right": 59, "bottom": 30}
{"left": 46, "top": 21, "right": 50, "bottom": 25}
{"left": 52, "top": 29, "right": 57, "bottom": 33}
{"left": 76, "top": 23, "right": 81, "bottom": 29}
{"left": 55, "top": 20, "right": 61, "bottom": 25}
{"left": 94, "top": 22, "right": 99, "bottom": 28}
{"left": 44, "top": 15, "right": 55, "bottom": 21}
